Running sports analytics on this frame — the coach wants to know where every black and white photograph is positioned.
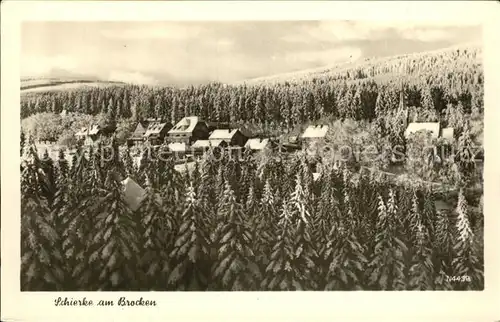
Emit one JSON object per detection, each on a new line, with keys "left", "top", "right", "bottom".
{"left": 17, "top": 18, "right": 486, "bottom": 292}
{"left": 3, "top": 0, "right": 500, "bottom": 320}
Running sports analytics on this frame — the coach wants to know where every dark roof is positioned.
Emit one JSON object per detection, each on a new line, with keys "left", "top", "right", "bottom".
{"left": 130, "top": 122, "right": 148, "bottom": 139}
{"left": 144, "top": 122, "right": 171, "bottom": 137}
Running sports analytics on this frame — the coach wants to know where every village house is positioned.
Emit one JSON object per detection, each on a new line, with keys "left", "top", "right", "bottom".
{"left": 404, "top": 122, "right": 455, "bottom": 141}
{"left": 299, "top": 124, "right": 329, "bottom": 152}
{"left": 208, "top": 128, "right": 248, "bottom": 147}
{"left": 168, "top": 142, "right": 188, "bottom": 156}
{"left": 127, "top": 120, "right": 150, "bottom": 146}
{"left": 207, "top": 121, "right": 252, "bottom": 134}
{"left": 191, "top": 139, "right": 228, "bottom": 155}
{"left": 144, "top": 121, "right": 172, "bottom": 145}
{"left": 75, "top": 121, "right": 116, "bottom": 146}
{"left": 167, "top": 116, "right": 210, "bottom": 145}
{"left": 300, "top": 124, "right": 329, "bottom": 142}
{"left": 404, "top": 122, "right": 441, "bottom": 140}
{"left": 244, "top": 138, "right": 271, "bottom": 152}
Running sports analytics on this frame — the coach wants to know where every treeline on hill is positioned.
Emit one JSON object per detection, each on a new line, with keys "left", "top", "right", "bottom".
{"left": 21, "top": 134, "right": 483, "bottom": 291}
{"left": 21, "top": 46, "right": 483, "bottom": 137}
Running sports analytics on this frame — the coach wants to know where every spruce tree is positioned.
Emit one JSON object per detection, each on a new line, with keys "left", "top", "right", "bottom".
{"left": 408, "top": 222, "right": 435, "bottom": 290}
{"left": 374, "top": 88, "right": 385, "bottom": 118}
{"left": 313, "top": 181, "right": 336, "bottom": 259}
{"left": 90, "top": 172, "right": 141, "bottom": 290}
{"left": 452, "top": 190, "right": 483, "bottom": 290}
{"left": 195, "top": 154, "right": 217, "bottom": 252}
{"left": 245, "top": 185, "right": 258, "bottom": 222}
{"left": 420, "top": 85, "right": 434, "bottom": 111}
{"left": 261, "top": 202, "right": 296, "bottom": 290}
{"left": 212, "top": 181, "right": 260, "bottom": 290}
{"left": 120, "top": 147, "right": 137, "bottom": 180}
{"left": 40, "top": 148, "right": 56, "bottom": 207}
{"left": 50, "top": 149, "right": 75, "bottom": 289}
{"left": 254, "top": 179, "right": 279, "bottom": 269}
{"left": 407, "top": 190, "right": 422, "bottom": 247}
{"left": 368, "top": 193, "right": 408, "bottom": 290}
{"left": 21, "top": 130, "right": 26, "bottom": 156}
{"left": 168, "top": 182, "right": 211, "bottom": 290}
{"left": 322, "top": 172, "right": 367, "bottom": 290}
{"left": 455, "top": 123, "right": 476, "bottom": 185}
{"left": 138, "top": 178, "right": 175, "bottom": 290}
{"left": 324, "top": 221, "right": 368, "bottom": 290}
{"left": 21, "top": 144, "right": 64, "bottom": 290}
{"left": 287, "top": 174, "right": 318, "bottom": 289}
{"left": 433, "top": 206, "right": 454, "bottom": 290}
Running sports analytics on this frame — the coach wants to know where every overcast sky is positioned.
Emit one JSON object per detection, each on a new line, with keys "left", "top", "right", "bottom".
{"left": 21, "top": 21, "right": 481, "bottom": 86}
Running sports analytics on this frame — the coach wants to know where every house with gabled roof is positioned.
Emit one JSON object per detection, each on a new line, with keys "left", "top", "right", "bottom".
{"left": 300, "top": 125, "right": 329, "bottom": 141}
{"left": 404, "top": 122, "right": 441, "bottom": 140}
{"left": 127, "top": 120, "right": 150, "bottom": 146}
{"left": 168, "top": 142, "right": 187, "bottom": 154}
{"left": 192, "top": 139, "right": 227, "bottom": 149}
{"left": 208, "top": 128, "right": 248, "bottom": 147}
{"left": 244, "top": 138, "right": 270, "bottom": 151}
{"left": 167, "top": 116, "right": 210, "bottom": 145}
{"left": 299, "top": 124, "right": 329, "bottom": 152}
{"left": 404, "top": 122, "right": 456, "bottom": 142}
{"left": 190, "top": 139, "right": 228, "bottom": 155}
{"left": 144, "top": 121, "right": 172, "bottom": 145}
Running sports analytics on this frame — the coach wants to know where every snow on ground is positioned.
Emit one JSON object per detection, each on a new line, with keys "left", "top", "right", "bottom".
{"left": 21, "top": 82, "right": 123, "bottom": 93}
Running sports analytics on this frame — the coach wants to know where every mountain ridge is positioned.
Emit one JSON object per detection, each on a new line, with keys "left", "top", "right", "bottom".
{"left": 21, "top": 41, "right": 482, "bottom": 91}
{"left": 235, "top": 41, "right": 482, "bottom": 85}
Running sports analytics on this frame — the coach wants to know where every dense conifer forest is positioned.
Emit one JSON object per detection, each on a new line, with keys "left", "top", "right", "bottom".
{"left": 20, "top": 43, "right": 484, "bottom": 291}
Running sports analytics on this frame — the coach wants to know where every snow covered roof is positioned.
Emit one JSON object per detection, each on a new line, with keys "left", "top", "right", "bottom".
{"left": 312, "top": 172, "right": 321, "bottom": 181}
{"left": 245, "top": 138, "right": 270, "bottom": 150}
{"left": 121, "top": 177, "right": 146, "bottom": 211}
{"left": 404, "top": 122, "right": 440, "bottom": 139}
{"left": 192, "top": 139, "right": 224, "bottom": 148}
{"left": 209, "top": 129, "right": 240, "bottom": 140}
{"left": 130, "top": 122, "right": 148, "bottom": 139}
{"left": 168, "top": 116, "right": 201, "bottom": 134}
{"left": 441, "top": 127, "right": 454, "bottom": 141}
{"left": 191, "top": 140, "right": 211, "bottom": 149}
{"left": 168, "top": 142, "right": 187, "bottom": 152}
{"left": 300, "top": 125, "right": 329, "bottom": 139}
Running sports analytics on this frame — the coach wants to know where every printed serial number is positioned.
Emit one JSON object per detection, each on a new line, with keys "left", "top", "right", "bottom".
{"left": 446, "top": 275, "right": 471, "bottom": 282}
